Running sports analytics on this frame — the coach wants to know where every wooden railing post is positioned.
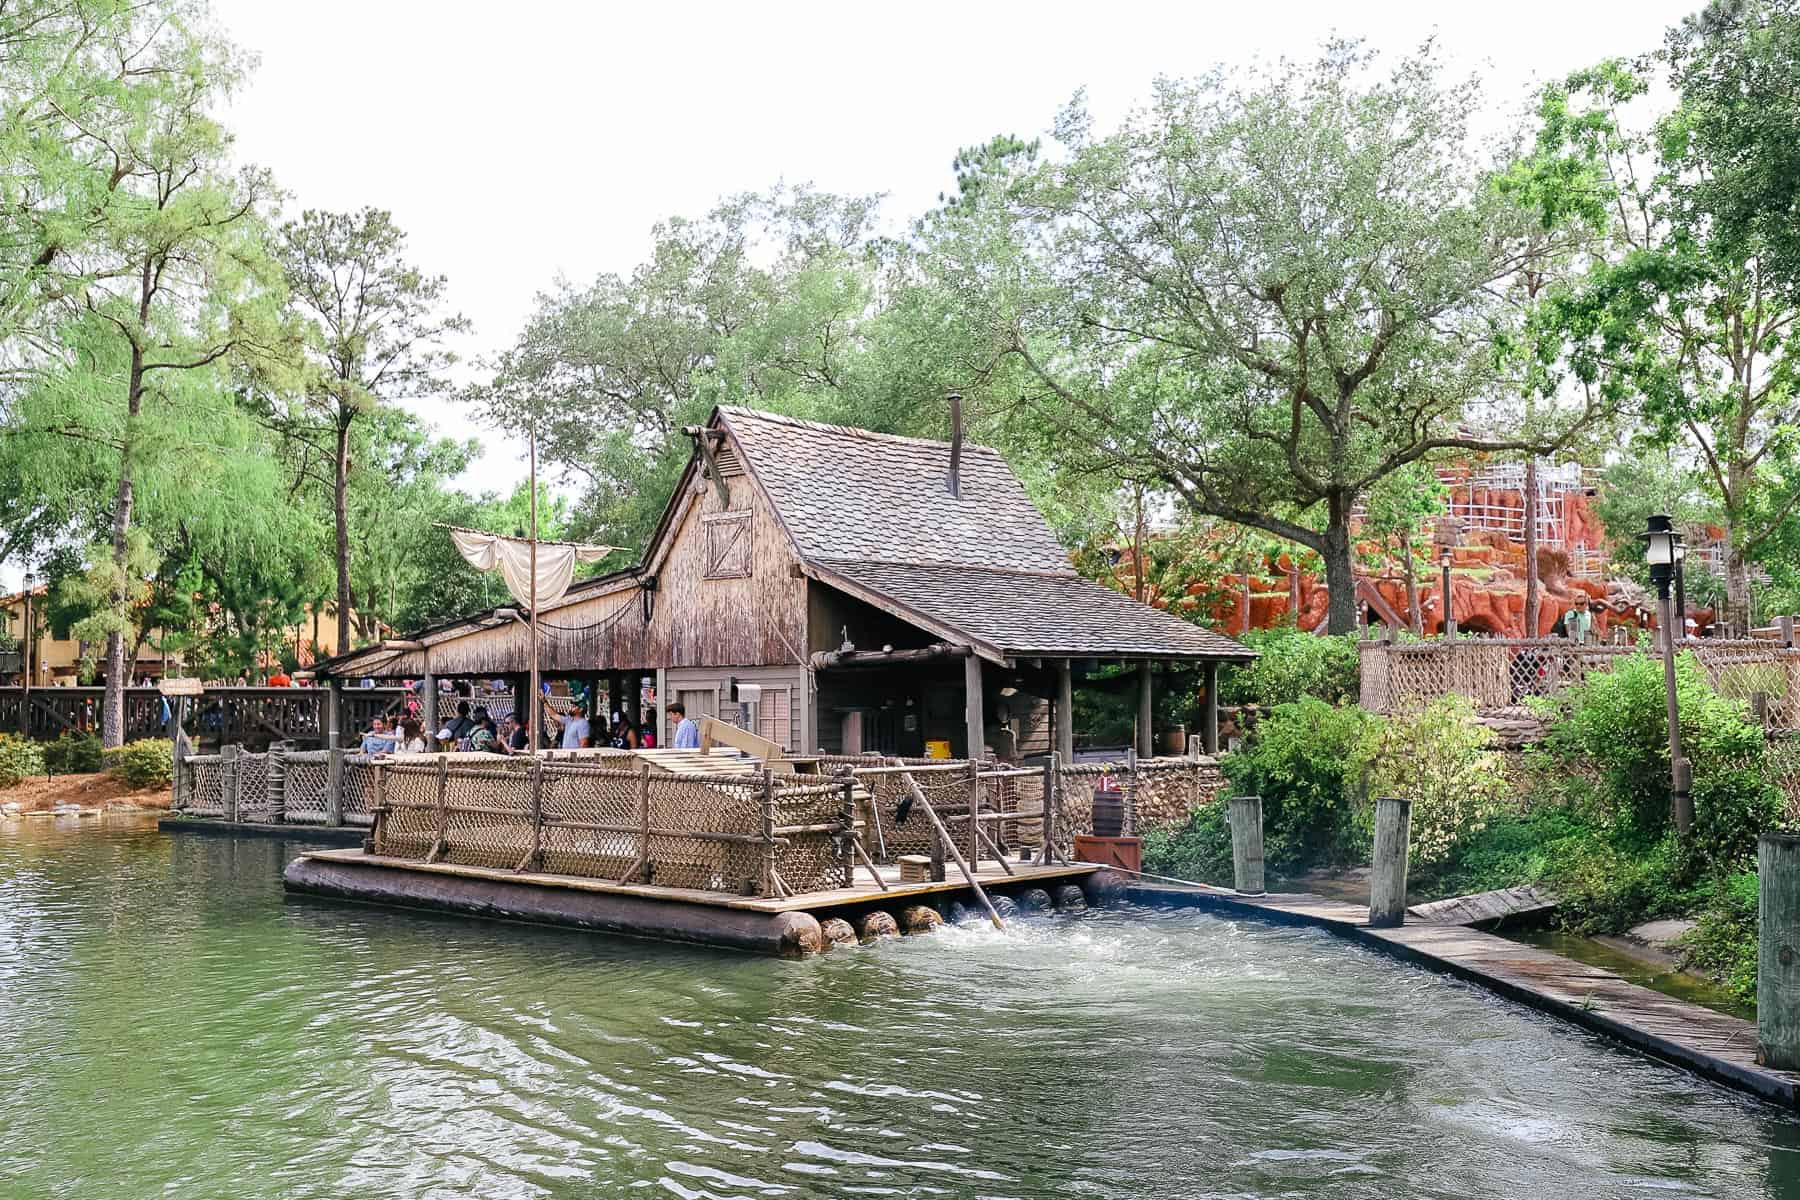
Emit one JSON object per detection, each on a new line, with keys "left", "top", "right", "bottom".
{"left": 222, "top": 744, "right": 240, "bottom": 823}
{"left": 1038, "top": 753, "right": 1059, "bottom": 865}
{"left": 761, "top": 768, "right": 778, "bottom": 898}
{"left": 325, "top": 732, "right": 345, "bottom": 827}
{"left": 1124, "top": 746, "right": 1139, "bottom": 836}
{"left": 268, "top": 742, "right": 288, "bottom": 824}
{"left": 426, "top": 753, "right": 449, "bottom": 863}
{"left": 637, "top": 760, "right": 652, "bottom": 882}
{"left": 966, "top": 758, "right": 982, "bottom": 870}
{"left": 1225, "top": 794, "right": 1264, "bottom": 896}
{"left": 1759, "top": 833, "right": 1800, "bottom": 1070}
{"left": 1369, "top": 797, "right": 1413, "bottom": 928}
{"left": 520, "top": 755, "right": 544, "bottom": 873}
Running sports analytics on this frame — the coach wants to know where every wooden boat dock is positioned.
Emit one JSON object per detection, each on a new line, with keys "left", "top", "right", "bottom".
{"left": 1131, "top": 882, "right": 1799, "bottom": 1108}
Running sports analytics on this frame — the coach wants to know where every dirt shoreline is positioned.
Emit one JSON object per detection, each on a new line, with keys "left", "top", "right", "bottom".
{"left": 0, "top": 773, "right": 170, "bottom": 816}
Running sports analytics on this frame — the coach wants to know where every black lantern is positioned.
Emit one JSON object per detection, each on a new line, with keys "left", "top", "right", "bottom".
{"left": 1640, "top": 514, "right": 1681, "bottom": 597}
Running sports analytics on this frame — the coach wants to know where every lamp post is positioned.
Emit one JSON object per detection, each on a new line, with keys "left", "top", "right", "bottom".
{"left": 1642, "top": 515, "right": 1692, "bottom": 833}
{"left": 1673, "top": 539, "right": 1688, "bottom": 641}
{"left": 1439, "top": 547, "right": 1456, "bottom": 640}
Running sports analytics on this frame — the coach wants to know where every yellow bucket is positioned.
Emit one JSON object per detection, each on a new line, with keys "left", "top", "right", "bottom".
{"left": 924, "top": 739, "right": 952, "bottom": 759}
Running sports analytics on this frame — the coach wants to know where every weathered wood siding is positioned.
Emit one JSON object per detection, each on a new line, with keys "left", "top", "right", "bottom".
{"left": 331, "top": 453, "right": 807, "bottom": 680}
{"left": 630, "top": 470, "right": 807, "bottom": 670}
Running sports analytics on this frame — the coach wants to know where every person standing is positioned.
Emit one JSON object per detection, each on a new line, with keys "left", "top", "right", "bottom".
{"left": 670, "top": 702, "right": 700, "bottom": 749}
{"left": 560, "top": 705, "right": 591, "bottom": 750}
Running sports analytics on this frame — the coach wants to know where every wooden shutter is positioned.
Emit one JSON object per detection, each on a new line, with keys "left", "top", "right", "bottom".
{"left": 756, "top": 687, "right": 790, "bottom": 750}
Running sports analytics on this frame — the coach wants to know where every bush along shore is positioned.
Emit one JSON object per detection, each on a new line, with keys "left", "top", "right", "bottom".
{"left": 1146, "top": 638, "right": 1771, "bottom": 1007}
{"left": 0, "top": 733, "right": 174, "bottom": 817}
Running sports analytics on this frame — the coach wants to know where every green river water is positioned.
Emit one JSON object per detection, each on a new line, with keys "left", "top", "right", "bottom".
{"left": 3, "top": 816, "right": 1799, "bottom": 1199}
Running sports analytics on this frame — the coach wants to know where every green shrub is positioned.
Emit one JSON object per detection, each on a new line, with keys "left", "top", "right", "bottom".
{"left": 1142, "top": 802, "right": 1235, "bottom": 885}
{"left": 1541, "top": 653, "right": 1776, "bottom": 879}
{"left": 1348, "top": 694, "right": 1511, "bottom": 866}
{"left": 1676, "top": 871, "right": 1758, "bottom": 1005}
{"left": 103, "top": 739, "right": 172, "bottom": 789}
{"left": 43, "top": 733, "right": 104, "bottom": 776}
{"left": 1220, "top": 626, "right": 1360, "bottom": 708}
{"left": 1220, "top": 697, "right": 1374, "bottom": 871}
{"left": 0, "top": 734, "right": 44, "bottom": 788}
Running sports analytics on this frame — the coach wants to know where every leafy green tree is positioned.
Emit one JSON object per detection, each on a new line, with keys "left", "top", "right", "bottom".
{"left": 926, "top": 43, "right": 1598, "bottom": 634}
{"left": 470, "top": 186, "right": 887, "bottom": 549}
{"left": 1666, "top": 0, "right": 1800, "bottom": 290}
{"left": 7, "top": 7, "right": 283, "bottom": 743}
{"left": 1526, "top": 59, "right": 1800, "bottom": 630}
{"left": 276, "top": 207, "right": 468, "bottom": 654}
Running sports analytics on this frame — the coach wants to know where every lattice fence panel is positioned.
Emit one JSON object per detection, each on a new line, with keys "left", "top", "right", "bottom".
{"left": 236, "top": 753, "right": 272, "bottom": 821}
{"left": 539, "top": 765, "right": 643, "bottom": 878}
{"left": 642, "top": 774, "right": 767, "bottom": 894}
{"left": 771, "top": 781, "right": 850, "bottom": 895}
{"left": 185, "top": 756, "right": 225, "bottom": 816}
{"left": 283, "top": 753, "right": 331, "bottom": 823}
{"left": 852, "top": 766, "right": 975, "bottom": 863}
{"left": 341, "top": 756, "right": 380, "bottom": 826}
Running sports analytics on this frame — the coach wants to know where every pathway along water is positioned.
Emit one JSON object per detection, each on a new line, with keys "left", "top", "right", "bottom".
{"left": 4, "top": 818, "right": 1799, "bottom": 1199}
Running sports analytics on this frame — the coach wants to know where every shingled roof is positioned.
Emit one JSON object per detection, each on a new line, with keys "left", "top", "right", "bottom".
{"left": 719, "top": 407, "right": 1070, "bottom": 571}
{"left": 718, "top": 407, "right": 1254, "bottom": 663}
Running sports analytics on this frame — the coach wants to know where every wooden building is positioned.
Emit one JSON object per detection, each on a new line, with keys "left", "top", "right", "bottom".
{"left": 314, "top": 407, "right": 1254, "bottom": 756}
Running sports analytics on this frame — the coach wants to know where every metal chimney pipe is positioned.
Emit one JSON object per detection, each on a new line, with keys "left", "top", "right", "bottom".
{"left": 948, "top": 392, "right": 963, "bottom": 498}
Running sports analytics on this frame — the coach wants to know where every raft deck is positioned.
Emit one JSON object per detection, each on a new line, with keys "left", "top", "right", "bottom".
{"left": 284, "top": 848, "right": 1099, "bottom": 957}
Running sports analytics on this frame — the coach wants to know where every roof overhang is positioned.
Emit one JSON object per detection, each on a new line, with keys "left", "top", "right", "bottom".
{"left": 799, "top": 559, "right": 1010, "bottom": 665}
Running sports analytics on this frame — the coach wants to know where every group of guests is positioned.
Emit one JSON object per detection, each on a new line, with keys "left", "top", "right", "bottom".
{"left": 355, "top": 690, "right": 704, "bottom": 759}
{"left": 555, "top": 704, "right": 664, "bottom": 750}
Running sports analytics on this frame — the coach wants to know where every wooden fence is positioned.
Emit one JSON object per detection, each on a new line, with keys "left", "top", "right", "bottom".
{"left": 0, "top": 686, "right": 409, "bottom": 748}
{"left": 1359, "top": 638, "right": 1800, "bottom": 727}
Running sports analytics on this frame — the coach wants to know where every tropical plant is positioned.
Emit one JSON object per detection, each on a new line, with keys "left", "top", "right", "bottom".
{"left": 1348, "top": 694, "right": 1511, "bottom": 866}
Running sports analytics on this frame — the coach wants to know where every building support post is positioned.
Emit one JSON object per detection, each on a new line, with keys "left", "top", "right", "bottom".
{"left": 1136, "top": 662, "right": 1153, "bottom": 759}
{"left": 421, "top": 672, "right": 436, "bottom": 746}
{"left": 1203, "top": 661, "right": 1220, "bottom": 755}
{"left": 325, "top": 680, "right": 341, "bottom": 748}
{"left": 1369, "top": 797, "right": 1413, "bottom": 928}
{"left": 1055, "top": 659, "right": 1074, "bottom": 763}
{"left": 963, "top": 653, "right": 984, "bottom": 762}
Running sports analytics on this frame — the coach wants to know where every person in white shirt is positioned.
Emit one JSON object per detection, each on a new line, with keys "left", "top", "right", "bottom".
{"left": 560, "top": 705, "right": 592, "bottom": 750}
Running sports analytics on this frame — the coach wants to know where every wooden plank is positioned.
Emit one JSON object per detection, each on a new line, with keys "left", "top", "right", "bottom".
{"left": 1408, "top": 885, "right": 1558, "bottom": 926}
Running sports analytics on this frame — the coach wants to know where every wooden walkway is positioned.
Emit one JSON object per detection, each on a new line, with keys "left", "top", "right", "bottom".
{"left": 1129, "top": 882, "right": 1798, "bottom": 1108}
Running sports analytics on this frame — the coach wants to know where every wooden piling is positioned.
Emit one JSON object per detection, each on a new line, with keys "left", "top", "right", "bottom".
{"left": 325, "top": 732, "right": 344, "bottom": 827}
{"left": 1369, "top": 797, "right": 1413, "bottom": 928}
{"left": 1759, "top": 833, "right": 1800, "bottom": 1070}
{"left": 1225, "top": 794, "right": 1265, "bottom": 896}
{"left": 222, "top": 744, "right": 240, "bottom": 823}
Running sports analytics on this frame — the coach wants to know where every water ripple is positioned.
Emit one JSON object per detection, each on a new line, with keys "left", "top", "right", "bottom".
{"left": 1, "top": 817, "right": 1798, "bottom": 1199}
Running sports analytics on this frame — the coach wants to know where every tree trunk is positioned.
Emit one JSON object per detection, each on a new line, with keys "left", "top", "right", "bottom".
{"left": 1399, "top": 534, "right": 1421, "bottom": 634}
{"left": 1322, "top": 521, "right": 1357, "bottom": 636}
{"left": 1523, "top": 459, "right": 1540, "bottom": 638}
{"left": 333, "top": 414, "right": 352, "bottom": 657}
{"left": 103, "top": 349, "right": 146, "bottom": 748}
{"left": 1726, "top": 541, "right": 1752, "bottom": 637}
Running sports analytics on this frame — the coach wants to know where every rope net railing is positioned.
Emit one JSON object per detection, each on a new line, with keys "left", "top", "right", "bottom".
{"left": 1360, "top": 638, "right": 1800, "bottom": 727}
{"left": 367, "top": 758, "right": 851, "bottom": 897}
{"left": 846, "top": 755, "right": 1222, "bottom": 866}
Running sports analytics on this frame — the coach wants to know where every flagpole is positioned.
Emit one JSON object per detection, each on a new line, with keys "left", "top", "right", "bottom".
{"left": 529, "top": 422, "right": 540, "bottom": 753}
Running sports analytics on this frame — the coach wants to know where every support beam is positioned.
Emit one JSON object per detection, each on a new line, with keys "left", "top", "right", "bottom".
{"left": 963, "top": 652, "right": 984, "bottom": 761}
{"left": 1055, "top": 659, "right": 1074, "bottom": 762}
{"left": 1136, "top": 662, "right": 1153, "bottom": 759}
{"left": 1203, "top": 661, "right": 1220, "bottom": 755}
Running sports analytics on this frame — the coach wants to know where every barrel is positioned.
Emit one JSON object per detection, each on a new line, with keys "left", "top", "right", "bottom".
{"left": 1091, "top": 786, "right": 1125, "bottom": 837}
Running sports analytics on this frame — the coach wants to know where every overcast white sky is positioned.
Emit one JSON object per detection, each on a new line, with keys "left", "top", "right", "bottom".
{"left": 2, "top": 0, "right": 1698, "bottom": 592}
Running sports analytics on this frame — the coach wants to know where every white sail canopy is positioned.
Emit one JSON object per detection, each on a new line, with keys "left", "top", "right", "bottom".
{"left": 447, "top": 527, "right": 622, "bottom": 610}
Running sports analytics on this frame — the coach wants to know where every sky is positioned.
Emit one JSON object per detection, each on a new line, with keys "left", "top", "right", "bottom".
{"left": 1, "top": 0, "right": 1699, "bottom": 592}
